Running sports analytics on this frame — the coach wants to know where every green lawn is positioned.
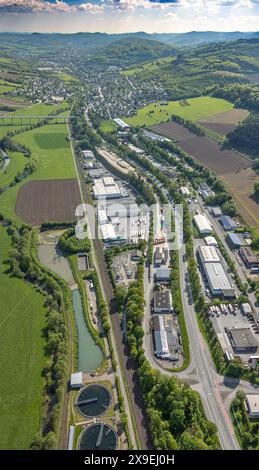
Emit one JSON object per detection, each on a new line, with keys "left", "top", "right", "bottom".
{"left": 100, "top": 119, "right": 118, "bottom": 133}
{"left": 10, "top": 101, "right": 69, "bottom": 117}
{"left": 0, "top": 227, "right": 46, "bottom": 449}
{"left": 58, "top": 72, "right": 79, "bottom": 83}
{"left": 16, "top": 124, "right": 76, "bottom": 179}
{"left": 33, "top": 132, "right": 70, "bottom": 149}
{"left": 124, "top": 96, "right": 234, "bottom": 127}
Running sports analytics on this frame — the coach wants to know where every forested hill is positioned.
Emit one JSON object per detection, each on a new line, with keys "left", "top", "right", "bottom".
{"left": 1, "top": 31, "right": 259, "bottom": 51}
{"left": 89, "top": 38, "right": 176, "bottom": 66}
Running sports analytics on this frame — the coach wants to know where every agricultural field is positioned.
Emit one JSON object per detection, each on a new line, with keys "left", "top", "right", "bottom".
{"left": 15, "top": 179, "right": 81, "bottom": 225}
{"left": 0, "top": 227, "right": 46, "bottom": 449}
{"left": 0, "top": 119, "right": 77, "bottom": 224}
{"left": 124, "top": 96, "right": 234, "bottom": 127}
{"left": 151, "top": 120, "right": 259, "bottom": 230}
{"left": 0, "top": 97, "right": 28, "bottom": 110}
{"left": 198, "top": 108, "right": 249, "bottom": 135}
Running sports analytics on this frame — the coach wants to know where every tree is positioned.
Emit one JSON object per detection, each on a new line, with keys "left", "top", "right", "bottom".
{"left": 169, "top": 408, "right": 186, "bottom": 433}
{"left": 226, "top": 360, "right": 243, "bottom": 378}
{"left": 254, "top": 182, "right": 259, "bottom": 197}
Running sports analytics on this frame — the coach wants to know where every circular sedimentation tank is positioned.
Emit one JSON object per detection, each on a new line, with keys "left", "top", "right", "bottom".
{"left": 76, "top": 384, "right": 112, "bottom": 418}
{"left": 78, "top": 423, "right": 117, "bottom": 451}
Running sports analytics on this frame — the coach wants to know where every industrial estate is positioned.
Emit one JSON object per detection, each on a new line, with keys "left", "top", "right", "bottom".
{"left": 0, "top": 24, "right": 259, "bottom": 454}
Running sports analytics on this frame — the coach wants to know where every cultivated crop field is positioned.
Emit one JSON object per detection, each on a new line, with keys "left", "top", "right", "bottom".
{"left": 151, "top": 120, "right": 259, "bottom": 229}
{"left": 151, "top": 121, "right": 251, "bottom": 174}
{"left": 124, "top": 96, "right": 234, "bottom": 127}
{"left": 198, "top": 108, "right": 249, "bottom": 135}
{"left": 0, "top": 117, "right": 77, "bottom": 224}
{"left": 15, "top": 178, "right": 81, "bottom": 225}
{"left": 0, "top": 227, "right": 46, "bottom": 449}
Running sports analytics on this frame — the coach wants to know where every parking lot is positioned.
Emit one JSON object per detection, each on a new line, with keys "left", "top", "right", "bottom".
{"left": 210, "top": 304, "right": 259, "bottom": 363}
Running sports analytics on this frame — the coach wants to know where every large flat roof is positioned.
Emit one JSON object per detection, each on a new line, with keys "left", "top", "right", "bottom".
{"left": 194, "top": 213, "right": 212, "bottom": 233}
{"left": 155, "top": 267, "right": 171, "bottom": 280}
{"left": 154, "top": 291, "right": 171, "bottom": 310}
{"left": 199, "top": 245, "right": 220, "bottom": 263}
{"left": 204, "top": 262, "right": 232, "bottom": 292}
{"left": 154, "top": 330, "right": 170, "bottom": 356}
{"left": 230, "top": 328, "right": 258, "bottom": 351}
{"left": 246, "top": 395, "right": 259, "bottom": 415}
{"left": 100, "top": 223, "right": 117, "bottom": 241}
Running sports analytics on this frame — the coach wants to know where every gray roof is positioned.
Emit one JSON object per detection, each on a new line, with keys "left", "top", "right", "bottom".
{"left": 155, "top": 268, "right": 171, "bottom": 280}
{"left": 154, "top": 290, "right": 171, "bottom": 310}
{"left": 230, "top": 328, "right": 258, "bottom": 351}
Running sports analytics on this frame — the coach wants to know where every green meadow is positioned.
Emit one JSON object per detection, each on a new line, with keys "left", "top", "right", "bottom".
{"left": 123, "top": 96, "right": 234, "bottom": 127}
{"left": 0, "top": 227, "right": 46, "bottom": 449}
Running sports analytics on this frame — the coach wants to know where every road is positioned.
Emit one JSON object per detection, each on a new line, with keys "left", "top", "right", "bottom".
{"left": 69, "top": 121, "right": 150, "bottom": 450}
{"left": 81, "top": 113, "right": 258, "bottom": 450}
{"left": 127, "top": 147, "right": 244, "bottom": 449}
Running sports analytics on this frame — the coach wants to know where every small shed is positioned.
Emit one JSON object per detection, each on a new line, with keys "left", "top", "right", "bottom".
{"left": 70, "top": 372, "right": 83, "bottom": 388}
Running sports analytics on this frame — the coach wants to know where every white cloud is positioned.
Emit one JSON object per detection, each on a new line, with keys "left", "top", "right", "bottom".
{"left": 0, "top": 0, "right": 105, "bottom": 13}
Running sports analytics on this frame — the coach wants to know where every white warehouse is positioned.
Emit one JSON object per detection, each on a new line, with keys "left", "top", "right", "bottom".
{"left": 204, "top": 263, "right": 235, "bottom": 298}
{"left": 153, "top": 315, "right": 170, "bottom": 359}
{"left": 198, "top": 245, "right": 220, "bottom": 264}
{"left": 93, "top": 177, "right": 122, "bottom": 199}
{"left": 193, "top": 213, "right": 212, "bottom": 234}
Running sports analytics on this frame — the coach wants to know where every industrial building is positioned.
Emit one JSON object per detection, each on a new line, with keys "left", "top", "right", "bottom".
{"left": 239, "top": 246, "right": 259, "bottom": 269}
{"left": 198, "top": 243, "right": 235, "bottom": 298}
{"left": 82, "top": 150, "right": 94, "bottom": 160}
{"left": 219, "top": 215, "right": 238, "bottom": 231}
{"left": 98, "top": 209, "right": 108, "bottom": 225}
{"left": 93, "top": 177, "right": 122, "bottom": 200}
{"left": 99, "top": 223, "right": 117, "bottom": 242}
{"left": 154, "top": 247, "right": 168, "bottom": 266}
{"left": 193, "top": 213, "right": 212, "bottom": 234}
{"left": 155, "top": 267, "right": 171, "bottom": 283}
{"left": 153, "top": 315, "right": 170, "bottom": 359}
{"left": 246, "top": 395, "right": 259, "bottom": 418}
{"left": 143, "top": 130, "right": 168, "bottom": 142}
{"left": 153, "top": 290, "right": 172, "bottom": 313}
{"left": 113, "top": 118, "right": 130, "bottom": 129}
{"left": 204, "top": 263, "right": 235, "bottom": 298}
{"left": 104, "top": 199, "right": 139, "bottom": 218}
{"left": 88, "top": 169, "right": 102, "bottom": 179}
{"left": 229, "top": 328, "right": 257, "bottom": 353}
{"left": 198, "top": 245, "right": 220, "bottom": 264}
{"left": 227, "top": 232, "right": 244, "bottom": 249}
{"left": 204, "top": 236, "right": 218, "bottom": 246}
{"left": 211, "top": 207, "right": 222, "bottom": 217}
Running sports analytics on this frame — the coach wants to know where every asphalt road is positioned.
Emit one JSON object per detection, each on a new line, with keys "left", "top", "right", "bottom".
{"left": 132, "top": 154, "right": 241, "bottom": 449}
{"left": 70, "top": 124, "right": 150, "bottom": 450}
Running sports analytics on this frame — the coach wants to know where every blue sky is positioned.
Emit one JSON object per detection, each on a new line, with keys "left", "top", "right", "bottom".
{"left": 0, "top": 0, "right": 258, "bottom": 33}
